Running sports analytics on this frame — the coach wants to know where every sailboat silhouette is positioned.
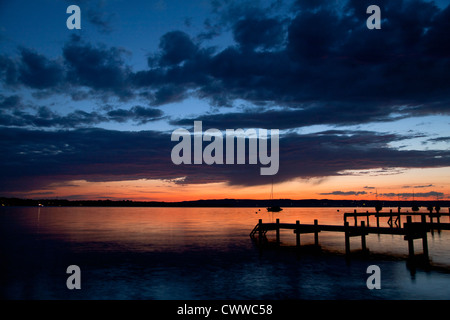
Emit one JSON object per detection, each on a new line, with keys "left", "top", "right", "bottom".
{"left": 267, "top": 180, "right": 282, "bottom": 212}
{"left": 375, "top": 189, "right": 382, "bottom": 213}
{"left": 435, "top": 194, "right": 441, "bottom": 214}
{"left": 411, "top": 190, "right": 420, "bottom": 212}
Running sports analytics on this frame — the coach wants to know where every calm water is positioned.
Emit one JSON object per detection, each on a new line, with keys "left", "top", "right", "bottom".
{"left": 1, "top": 206, "right": 450, "bottom": 300}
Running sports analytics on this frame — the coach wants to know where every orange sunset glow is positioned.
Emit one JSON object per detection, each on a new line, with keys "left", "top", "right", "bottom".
{"left": 17, "top": 166, "right": 450, "bottom": 202}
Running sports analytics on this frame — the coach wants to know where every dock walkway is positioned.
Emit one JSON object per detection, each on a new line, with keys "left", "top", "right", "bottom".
{"left": 250, "top": 212, "right": 450, "bottom": 260}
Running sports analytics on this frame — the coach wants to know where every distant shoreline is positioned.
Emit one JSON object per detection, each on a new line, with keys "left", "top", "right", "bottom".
{"left": 1, "top": 197, "right": 449, "bottom": 208}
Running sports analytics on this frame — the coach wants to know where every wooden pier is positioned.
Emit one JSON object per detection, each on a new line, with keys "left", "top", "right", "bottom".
{"left": 343, "top": 209, "right": 450, "bottom": 228}
{"left": 250, "top": 212, "right": 450, "bottom": 260}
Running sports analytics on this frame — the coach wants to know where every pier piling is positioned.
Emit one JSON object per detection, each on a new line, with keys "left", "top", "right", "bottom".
{"left": 361, "top": 221, "right": 367, "bottom": 252}
{"left": 276, "top": 218, "right": 280, "bottom": 246}
{"left": 421, "top": 215, "right": 429, "bottom": 260}
{"left": 258, "top": 219, "right": 263, "bottom": 245}
{"left": 344, "top": 221, "right": 350, "bottom": 255}
{"left": 314, "top": 219, "right": 319, "bottom": 247}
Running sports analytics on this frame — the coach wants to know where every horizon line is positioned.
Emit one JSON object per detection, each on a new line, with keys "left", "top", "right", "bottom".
{"left": 1, "top": 197, "right": 449, "bottom": 203}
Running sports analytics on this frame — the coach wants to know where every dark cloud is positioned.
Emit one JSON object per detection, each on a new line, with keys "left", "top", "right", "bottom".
{"left": 381, "top": 191, "right": 444, "bottom": 198}
{"left": 0, "top": 127, "right": 172, "bottom": 193}
{"left": 0, "top": 94, "right": 21, "bottom": 110}
{"left": 287, "top": 8, "right": 347, "bottom": 61}
{"left": 170, "top": 103, "right": 404, "bottom": 130}
{"left": 62, "top": 35, "right": 133, "bottom": 99}
{"left": 0, "top": 94, "right": 163, "bottom": 128}
{"left": 319, "top": 191, "right": 368, "bottom": 196}
{"left": 153, "top": 85, "right": 188, "bottom": 106}
{"left": 0, "top": 106, "right": 105, "bottom": 128}
{"left": 0, "top": 55, "right": 17, "bottom": 85}
{"left": 164, "top": 1, "right": 450, "bottom": 113}
{"left": 2, "top": 0, "right": 449, "bottom": 121}
{"left": 1, "top": 36, "right": 134, "bottom": 101}
{"left": 233, "top": 17, "right": 285, "bottom": 50}
{"left": 424, "top": 4, "right": 450, "bottom": 58}
{"left": 293, "top": 0, "right": 330, "bottom": 10}
{"left": 1, "top": 0, "right": 450, "bottom": 194}
{"left": 252, "top": 130, "right": 450, "bottom": 187}
{"left": 402, "top": 184, "right": 434, "bottom": 189}
{"left": 17, "top": 48, "right": 65, "bottom": 89}
{"left": 158, "top": 31, "right": 199, "bottom": 66}
{"left": 106, "top": 106, "right": 164, "bottom": 124}
{"left": 428, "top": 136, "right": 450, "bottom": 143}
{"left": 1, "top": 127, "right": 449, "bottom": 194}
{"left": 0, "top": 49, "right": 63, "bottom": 90}
{"left": 125, "top": 0, "right": 450, "bottom": 123}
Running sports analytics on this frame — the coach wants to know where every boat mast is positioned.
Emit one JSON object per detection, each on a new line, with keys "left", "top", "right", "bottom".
{"left": 271, "top": 179, "right": 274, "bottom": 200}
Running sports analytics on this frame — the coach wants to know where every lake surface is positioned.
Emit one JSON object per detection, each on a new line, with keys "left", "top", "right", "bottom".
{"left": 1, "top": 206, "right": 450, "bottom": 300}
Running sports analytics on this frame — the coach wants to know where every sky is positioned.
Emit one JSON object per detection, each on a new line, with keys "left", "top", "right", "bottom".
{"left": 0, "top": 0, "right": 449, "bottom": 202}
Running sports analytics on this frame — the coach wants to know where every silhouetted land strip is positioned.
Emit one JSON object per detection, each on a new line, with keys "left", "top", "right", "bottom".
{"left": 1, "top": 197, "right": 449, "bottom": 208}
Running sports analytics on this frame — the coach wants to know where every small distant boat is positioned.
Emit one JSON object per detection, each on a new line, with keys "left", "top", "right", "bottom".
{"left": 267, "top": 205, "right": 283, "bottom": 212}
{"left": 266, "top": 180, "right": 282, "bottom": 212}
{"left": 38, "top": 203, "right": 44, "bottom": 207}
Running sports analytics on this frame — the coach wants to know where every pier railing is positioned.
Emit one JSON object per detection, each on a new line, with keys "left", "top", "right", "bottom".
{"left": 343, "top": 209, "right": 450, "bottom": 228}
{"left": 250, "top": 212, "right": 450, "bottom": 260}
